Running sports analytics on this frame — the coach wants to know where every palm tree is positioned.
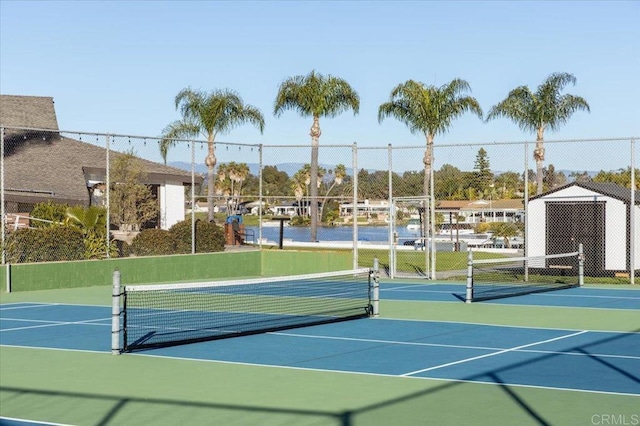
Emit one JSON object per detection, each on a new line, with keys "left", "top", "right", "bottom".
{"left": 161, "top": 88, "right": 265, "bottom": 221}
{"left": 378, "top": 79, "right": 483, "bottom": 199}
{"left": 215, "top": 162, "right": 250, "bottom": 215}
{"left": 65, "top": 205, "right": 117, "bottom": 259}
{"left": 320, "top": 164, "right": 347, "bottom": 221}
{"left": 274, "top": 70, "right": 360, "bottom": 241}
{"left": 485, "top": 72, "right": 590, "bottom": 195}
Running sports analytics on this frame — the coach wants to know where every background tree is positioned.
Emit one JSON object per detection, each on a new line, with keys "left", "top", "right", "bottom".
{"left": 488, "top": 222, "right": 520, "bottom": 248}
{"left": 400, "top": 170, "right": 424, "bottom": 198}
{"left": 161, "top": 88, "right": 265, "bottom": 221}
{"left": 570, "top": 171, "right": 592, "bottom": 183}
{"left": 109, "top": 151, "right": 158, "bottom": 232}
{"left": 486, "top": 72, "right": 590, "bottom": 195}
{"left": 215, "top": 162, "right": 250, "bottom": 214}
{"left": 262, "top": 166, "right": 290, "bottom": 202}
{"left": 291, "top": 167, "right": 311, "bottom": 217}
{"left": 274, "top": 70, "right": 360, "bottom": 241}
{"left": 593, "top": 167, "right": 640, "bottom": 188}
{"left": 473, "top": 148, "right": 493, "bottom": 194}
{"left": 378, "top": 79, "right": 483, "bottom": 201}
{"left": 434, "top": 164, "right": 463, "bottom": 200}
{"left": 543, "top": 164, "right": 567, "bottom": 190}
{"left": 494, "top": 171, "right": 522, "bottom": 199}
{"left": 320, "top": 164, "right": 347, "bottom": 222}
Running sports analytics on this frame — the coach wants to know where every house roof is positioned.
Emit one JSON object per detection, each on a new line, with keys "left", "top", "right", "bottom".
{"left": 0, "top": 95, "right": 59, "bottom": 132}
{"left": 530, "top": 181, "right": 640, "bottom": 205}
{"left": 437, "top": 199, "right": 523, "bottom": 211}
{"left": 2, "top": 95, "right": 202, "bottom": 207}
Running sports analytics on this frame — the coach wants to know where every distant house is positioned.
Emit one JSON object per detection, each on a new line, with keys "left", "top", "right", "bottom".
{"left": 437, "top": 199, "right": 524, "bottom": 226}
{"left": 0, "top": 94, "right": 202, "bottom": 230}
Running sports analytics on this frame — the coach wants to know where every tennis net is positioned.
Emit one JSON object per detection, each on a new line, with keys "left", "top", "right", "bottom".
{"left": 115, "top": 268, "right": 375, "bottom": 352}
{"left": 464, "top": 248, "right": 584, "bottom": 303}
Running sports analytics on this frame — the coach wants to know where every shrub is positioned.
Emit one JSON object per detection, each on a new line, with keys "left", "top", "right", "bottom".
{"left": 130, "top": 229, "right": 175, "bottom": 256}
{"left": 30, "top": 201, "right": 69, "bottom": 228}
{"left": 6, "top": 227, "right": 84, "bottom": 263}
{"left": 170, "top": 218, "right": 225, "bottom": 254}
{"left": 289, "top": 215, "right": 310, "bottom": 226}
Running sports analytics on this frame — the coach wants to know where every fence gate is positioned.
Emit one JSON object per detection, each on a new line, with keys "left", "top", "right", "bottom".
{"left": 390, "top": 196, "right": 434, "bottom": 279}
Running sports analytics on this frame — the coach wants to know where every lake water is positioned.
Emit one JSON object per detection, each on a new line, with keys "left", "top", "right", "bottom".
{"left": 245, "top": 225, "right": 424, "bottom": 243}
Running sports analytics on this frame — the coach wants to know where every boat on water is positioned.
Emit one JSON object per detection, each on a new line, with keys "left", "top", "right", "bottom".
{"left": 406, "top": 218, "right": 421, "bottom": 230}
{"left": 261, "top": 220, "right": 290, "bottom": 227}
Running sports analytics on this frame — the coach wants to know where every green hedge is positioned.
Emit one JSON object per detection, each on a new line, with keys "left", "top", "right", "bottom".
{"left": 5, "top": 227, "right": 85, "bottom": 263}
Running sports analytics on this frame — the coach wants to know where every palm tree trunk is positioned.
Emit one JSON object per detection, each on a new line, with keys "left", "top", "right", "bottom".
{"left": 205, "top": 136, "right": 217, "bottom": 222}
{"left": 423, "top": 135, "right": 434, "bottom": 246}
{"left": 309, "top": 117, "right": 321, "bottom": 242}
{"left": 534, "top": 129, "right": 545, "bottom": 195}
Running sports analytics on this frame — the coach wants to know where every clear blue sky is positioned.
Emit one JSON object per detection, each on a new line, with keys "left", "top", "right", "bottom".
{"left": 1, "top": 1, "right": 638, "bottom": 172}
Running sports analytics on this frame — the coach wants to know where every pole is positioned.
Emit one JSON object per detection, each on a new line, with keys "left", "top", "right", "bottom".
{"left": 465, "top": 249, "right": 474, "bottom": 303}
{"left": 111, "top": 269, "right": 121, "bottom": 355}
{"left": 372, "top": 257, "right": 380, "bottom": 317}
{"left": 578, "top": 243, "right": 584, "bottom": 287}
{"left": 630, "top": 139, "right": 635, "bottom": 285}
{"left": 5, "top": 263, "right": 10, "bottom": 293}
{"left": 352, "top": 142, "right": 358, "bottom": 271}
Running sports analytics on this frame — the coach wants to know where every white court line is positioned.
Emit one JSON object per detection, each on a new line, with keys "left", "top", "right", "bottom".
{"left": 0, "top": 416, "right": 73, "bottom": 426}
{"left": 382, "top": 284, "right": 446, "bottom": 291}
{"left": 0, "top": 317, "right": 111, "bottom": 332}
{"left": 135, "top": 351, "right": 640, "bottom": 398}
{"left": 0, "top": 303, "right": 61, "bottom": 311}
{"left": 272, "top": 331, "right": 640, "bottom": 361}
{"left": 400, "top": 330, "right": 589, "bottom": 376}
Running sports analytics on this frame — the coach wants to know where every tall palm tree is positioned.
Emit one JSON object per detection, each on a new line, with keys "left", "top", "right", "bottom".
{"left": 485, "top": 72, "right": 590, "bottom": 195}
{"left": 378, "top": 79, "right": 483, "bottom": 201}
{"left": 274, "top": 70, "right": 360, "bottom": 241}
{"left": 161, "top": 88, "right": 265, "bottom": 221}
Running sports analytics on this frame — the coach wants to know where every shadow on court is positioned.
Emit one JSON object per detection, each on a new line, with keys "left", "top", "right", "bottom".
{"left": 0, "top": 377, "right": 553, "bottom": 426}
{"left": 2, "top": 329, "right": 638, "bottom": 425}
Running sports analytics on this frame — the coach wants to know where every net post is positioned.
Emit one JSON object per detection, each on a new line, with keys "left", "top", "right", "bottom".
{"left": 5, "top": 263, "right": 10, "bottom": 293}
{"left": 465, "top": 249, "right": 474, "bottom": 303}
{"left": 578, "top": 243, "right": 584, "bottom": 287}
{"left": 111, "top": 269, "right": 121, "bottom": 355}
{"left": 372, "top": 257, "right": 380, "bottom": 317}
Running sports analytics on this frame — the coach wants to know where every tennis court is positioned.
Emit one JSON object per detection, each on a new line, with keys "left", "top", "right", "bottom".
{"left": 1, "top": 279, "right": 638, "bottom": 426}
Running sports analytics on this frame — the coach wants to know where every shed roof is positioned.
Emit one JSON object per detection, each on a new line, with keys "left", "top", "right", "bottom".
{"left": 530, "top": 181, "right": 640, "bottom": 205}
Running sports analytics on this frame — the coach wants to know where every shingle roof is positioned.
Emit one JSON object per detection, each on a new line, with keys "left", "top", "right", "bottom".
{"left": 531, "top": 181, "right": 640, "bottom": 204}
{"left": 1, "top": 95, "right": 202, "bottom": 207}
{"left": 4, "top": 134, "right": 201, "bottom": 206}
{"left": 0, "top": 95, "right": 59, "bottom": 131}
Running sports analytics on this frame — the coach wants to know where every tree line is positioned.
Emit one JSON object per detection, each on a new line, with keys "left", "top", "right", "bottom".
{"left": 159, "top": 71, "right": 590, "bottom": 241}
{"left": 211, "top": 147, "right": 639, "bottom": 210}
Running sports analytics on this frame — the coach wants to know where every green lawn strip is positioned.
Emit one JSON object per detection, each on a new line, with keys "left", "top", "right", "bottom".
{"left": 1, "top": 346, "right": 636, "bottom": 426}
{"left": 380, "top": 300, "right": 640, "bottom": 332}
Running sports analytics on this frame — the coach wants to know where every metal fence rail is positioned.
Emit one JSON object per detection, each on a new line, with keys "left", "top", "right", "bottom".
{"left": 1, "top": 125, "right": 637, "bottom": 283}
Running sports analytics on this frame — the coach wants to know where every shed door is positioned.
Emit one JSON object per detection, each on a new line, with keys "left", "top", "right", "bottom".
{"left": 546, "top": 202, "right": 605, "bottom": 275}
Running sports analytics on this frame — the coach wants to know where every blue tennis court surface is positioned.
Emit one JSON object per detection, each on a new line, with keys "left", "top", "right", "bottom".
{"left": 382, "top": 282, "right": 640, "bottom": 309}
{"left": 2, "top": 283, "right": 638, "bottom": 397}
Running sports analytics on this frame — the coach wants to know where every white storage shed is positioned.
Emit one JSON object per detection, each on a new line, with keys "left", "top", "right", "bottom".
{"left": 527, "top": 182, "right": 640, "bottom": 277}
